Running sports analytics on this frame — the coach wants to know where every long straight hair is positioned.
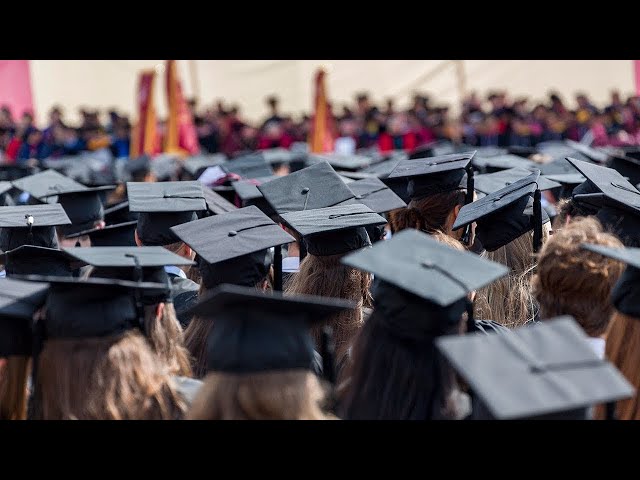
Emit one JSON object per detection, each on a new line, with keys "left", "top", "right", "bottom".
{"left": 0, "top": 355, "right": 30, "bottom": 420}
{"left": 144, "top": 303, "right": 193, "bottom": 377}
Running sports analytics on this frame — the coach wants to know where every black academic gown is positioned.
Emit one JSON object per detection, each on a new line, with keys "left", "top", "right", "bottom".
{"left": 168, "top": 273, "right": 200, "bottom": 328}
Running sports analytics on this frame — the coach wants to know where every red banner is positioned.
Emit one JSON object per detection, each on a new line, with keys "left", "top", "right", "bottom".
{"left": 309, "top": 68, "right": 335, "bottom": 153}
{"left": 130, "top": 70, "right": 158, "bottom": 158}
{"left": 0, "top": 61, "right": 34, "bottom": 120}
{"left": 165, "top": 60, "right": 200, "bottom": 156}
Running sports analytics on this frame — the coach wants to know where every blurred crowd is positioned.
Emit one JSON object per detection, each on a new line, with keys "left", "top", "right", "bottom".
{"left": 2, "top": 89, "right": 640, "bottom": 163}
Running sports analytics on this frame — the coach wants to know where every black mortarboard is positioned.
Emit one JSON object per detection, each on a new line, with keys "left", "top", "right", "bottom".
{"left": 307, "top": 153, "right": 372, "bottom": 172}
{"left": 604, "top": 153, "right": 640, "bottom": 186}
{"left": 0, "top": 245, "right": 78, "bottom": 277}
{"left": 472, "top": 154, "right": 540, "bottom": 174}
{"left": 183, "top": 284, "right": 355, "bottom": 374}
{"left": 0, "top": 164, "right": 38, "bottom": 182}
{"left": 565, "top": 139, "right": 610, "bottom": 164}
{"left": 17, "top": 275, "right": 167, "bottom": 339}
{"left": 543, "top": 172, "right": 587, "bottom": 199}
{"left": 261, "top": 148, "right": 294, "bottom": 166}
{"left": 342, "top": 229, "right": 508, "bottom": 334}
{"left": 151, "top": 154, "right": 181, "bottom": 182}
{"left": 232, "top": 176, "right": 279, "bottom": 217}
{"left": 64, "top": 220, "right": 138, "bottom": 247}
{"left": 567, "top": 157, "right": 639, "bottom": 197}
{"left": 258, "top": 161, "right": 355, "bottom": 215}
{"left": 103, "top": 201, "right": 138, "bottom": 224}
{"left": 388, "top": 152, "right": 476, "bottom": 202}
{"left": 507, "top": 145, "right": 538, "bottom": 157}
{"left": 582, "top": 244, "right": 640, "bottom": 318}
{"left": 124, "top": 155, "right": 152, "bottom": 181}
{"left": 42, "top": 186, "right": 115, "bottom": 237}
{"left": 280, "top": 203, "right": 386, "bottom": 257}
{"left": 473, "top": 167, "right": 561, "bottom": 198}
{"left": 435, "top": 316, "right": 634, "bottom": 419}
{"left": 0, "top": 204, "right": 70, "bottom": 252}
{"left": 347, "top": 177, "right": 407, "bottom": 213}
{"left": 223, "top": 154, "right": 274, "bottom": 179}
{"left": 11, "top": 169, "right": 88, "bottom": 203}
{"left": 127, "top": 181, "right": 207, "bottom": 246}
{"left": 64, "top": 246, "right": 194, "bottom": 304}
{"left": 0, "top": 278, "right": 49, "bottom": 356}
{"left": 182, "top": 154, "right": 227, "bottom": 178}
{"left": 201, "top": 186, "right": 237, "bottom": 215}
{"left": 453, "top": 171, "right": 549, "bottom": 252}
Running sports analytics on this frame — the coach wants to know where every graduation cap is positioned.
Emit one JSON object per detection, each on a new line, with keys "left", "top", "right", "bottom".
{"left": 127, "top": 181, "right": 207, "bottom": 246}
{"left": 261, "top": 148, "right": 294, "bottom": 166}
{"left": 307, "top": 153, "right": 372, "bottom": 172}
{"left": 232, "top": 176, "right": 279, "bottom": 217}
{"left": 342, "top": 228, "right": 509, "bottom": 334}
{"left": 151, "top": 154, "right": 181, "bottom": 182}
{"left": 223, "top": 154, "right": 274, "bottom": 179}
{"left": 0, "top": 164, "right": 39, "bottom": 182}
{"left": 201, "top": 186, "right": 237, "bottom": 215}
{"left": 257, "top": 161, "right": 356, "bottom": 215}
{"left": 473, "top": 167, "right": 561, "bottom": 198}
{"left": 64, "top": 220, "right": 138, "bottom": 247}
{"left": 123, "top": 155, "right": 152, "bottom": 181}
{"left": 11, "top": 169, "right": 88, "bottom": 203}
{"left": 64, "top": 246, "right": 194, "bottom": 304}
{"left": 170, "top": 205, "right": 295, "bottom": 290}
{"left": 582, "top": 244, "right": 640, "bottom": 318}
{"left": 472, "top": 154, "right": 540, "bottom": 174}
{"left": 348, "top": 177, "right": 407, "bottom": 213}
{"left": 182, "top": 154, "right": 227, "bottom": 179}
{"left": 607, "top": 152, "right": 640, "bottom": 187}
{"left": 280, "top": 203, "right": 386, "bottom": 257}
{"left": 41, "top": 185, "right": 116, "bottom": 237}
{"left": 543, "top": 172, "right": 587, "bottom": 199}
{"left": 435, "top": 316, "right": 634, "bottom": 419}
{"left": 453, "top": 170, "right": 549, "bottom": 252}
{"left": 0, "top": 245, "right": 79, "bottom": 277}
{"left": 18, "top": 275, "right": 168, "bottom": 339}
{"left": 565, "top": 139, "right": 610, "bottom": 164}
{"left": 183, "top": 283, "right": 356, "bottom": 374}
{"left": 0, "top": 204, "right": 71, "bottom": 252}
{"left": 103, "top": 201, "right": 138, "bottom": 224}
{"left": 506, "top": 145, "right": 538, "bottom": 157}
{"left": 0, "top": 278, "right": 49, "bottom": 356}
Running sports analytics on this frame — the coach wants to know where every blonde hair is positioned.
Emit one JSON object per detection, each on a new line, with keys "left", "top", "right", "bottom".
{"left": 532, "top": 217, "right": 624, "bottom": 336}
{"left": 187, "top": 370, "right": 335, "bottom": 420}
{"left": 144, "top": 303, "right": 193, "bottom": 377}
{"left": 285, "top": 253, "right": 372, "bottom": 362}
{"left": 0, "top": 355, "right": 30, "bottom": 420}
{"left": 35, "top": 331, "right": 187, "bottom": 420}
{"left": 474, "top": 223, "right": 551, "bottom": 328}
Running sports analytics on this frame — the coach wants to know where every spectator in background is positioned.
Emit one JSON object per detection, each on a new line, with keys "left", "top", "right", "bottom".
{"left": 197, "top": 109, "right": 220, "bottom": 154}
{"left": 62, "top": 126, "right": 86, "bottom": 155}
{"left": 16, "top": 128, "right": 47, "bottom": 163}
{"left": 334, "top": 118, "right": 358, "bottom": 155}
{"left": 378, "top": 114, "right": 417, "bottom": 152}
{"left": 42, "top": 106, "right": 65, "bottom": 146}
{"left": 5, "top": 112, "right": 35, "bottom": 161}
{"left": 549, "top": 92, "right": 568, "bottom": 116}
{"left": 0, "top": 106, "right": 15, "bottom": 136}
{"left": 110, "top": 120, "right": 131, "bottom": 158}
{"left": 257, "top": 121, "right": 293, "bottom": 150}
{"left": 407, "top": 111, "right": 436, "bottom": 147}
{"left": 262, "top": 95, "right": 283, "bottom": 128}
{"left": 239, "top": 125, "right": 259, "bottom": 152}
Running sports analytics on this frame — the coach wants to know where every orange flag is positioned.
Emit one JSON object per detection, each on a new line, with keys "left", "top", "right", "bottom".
{"left": 309, "top": 68, "right": 335, "bottom": 153}
{"left": 165, "top": 60, "right": 200, "bottom": 157}
{"left": 130, "top": 70, "right": 158, "bottom": 158}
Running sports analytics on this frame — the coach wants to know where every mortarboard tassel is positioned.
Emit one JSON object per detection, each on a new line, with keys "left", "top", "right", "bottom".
{"left": 532, "top": 188, "right": 542, "bottom": 253}
{"left": 605, "top": 401, "right": 618, "bottom": 421}
{"left": 465, "top": 298, "right": 477, "bottom": 334}
{"left": 461, "top": 167, "right": 475, "bottom": 247}
{"left": 27, "top": 315, "right": 46, "bottom": 419}
{"left": 320, "top": 325, "right": 337, "bottom": 385}
{"left": 273, "top": 245, "right": 283, "bottom": 291}
{"left": 125, "top": 253, "right": 146, "bottom": 331}
{"left": 25, "top": 214, "right": 34, "bottom": 245}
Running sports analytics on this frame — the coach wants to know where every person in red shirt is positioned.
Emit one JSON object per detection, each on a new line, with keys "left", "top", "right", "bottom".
{"left": 257, "top": 121, "right": 293, "bottom": 150}
{"left": 378, "top": 114, "right": 417, "bottom": 152}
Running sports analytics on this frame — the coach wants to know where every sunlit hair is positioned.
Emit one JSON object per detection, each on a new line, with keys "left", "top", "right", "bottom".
{"left": 0, "top": 356, "right": 30, "bottom": 420}
{"left": 388, "top": 190, "right": 466, "bottom": 238}
{"left": 186, "top": 370, "right": 335, "bottom": 420}
{"left": 531, "top": 216, "right": 624, "bottom": 336}
{"left": 285, "top": 253, "right": 372, "bottom": 362}
{"left": 474, "top": 223, "right": 551, "bottom": 328}
{"left": 594, "top": 312, "right": 640, "bottom": 420}
{"left": 144, "top": 303, "right": 192, "bottom": 377}
{"left": 34, "top": 331, "right": 187, "bottom": 420}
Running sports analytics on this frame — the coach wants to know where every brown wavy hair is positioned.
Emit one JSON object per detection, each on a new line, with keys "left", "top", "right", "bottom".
{"left": 285, "top": 253, "right": 372, "bottom": 362}
{"left": 594, "top": 312, "right": 640, "bottom": 420}
{"left": 387, "top": 190, "right": 466, "bottom": 239}
{"left": 144, "top": 303, "right": 193, "bottom": 377}
{"left": 0, "top": 356, "right": 30, "bottom": 420}
{"left": 186, "top": 370, "right": 336, "bottom": 420}
{"left": 474, "top": 224, "right": 551, "bottom": 328}
{"left": 531, "top": 217, "right": 624, "bottom": 336}
{"left": 34, "top": 331, "right": 187, "bottom": 420}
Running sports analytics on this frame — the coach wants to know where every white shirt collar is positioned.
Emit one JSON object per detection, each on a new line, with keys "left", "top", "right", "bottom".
{"left": 587, "top": 337, "right": 606, "bottom": 359}
{"left": 164, "top": 265, "right": 187, "bottom": 279}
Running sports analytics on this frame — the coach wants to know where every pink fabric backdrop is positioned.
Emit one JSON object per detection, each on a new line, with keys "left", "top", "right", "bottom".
{"left": 0, "top": 60, "right": 34, "bottom": 119}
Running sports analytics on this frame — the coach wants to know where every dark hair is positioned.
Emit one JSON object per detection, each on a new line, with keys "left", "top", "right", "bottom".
{"left": 338, "top": 309, "right": 462, "bottom": 420}
{"left": 388, "top": 190, "right": 466, "bottom": 235}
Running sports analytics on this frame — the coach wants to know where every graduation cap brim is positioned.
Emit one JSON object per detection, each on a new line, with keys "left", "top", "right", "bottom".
{"left": 565, "top": 139, "right": 610, "bottom": 164}
{"left": 307, "top": 153, "right": 372, "bottom": 172}
{"left": 0, "top": 277, "right": 50, "bottom": 320}
{"left": 387, "top": 151, "right": 476, "bottom": 179}
{"left": 202, "top": 187, "right": 237, "bottom": 214}
{"left": 348, "top": 177, "right": 407, "bottom": 213}
{"left": 543, "top": 172, "right": 587, "bottom": 186}
{"left": 435, "top": 316, "right": 634, "bottom": 419}
{"left": 472, "top": 154, "right": 540, "bottom": 172}
{"left": 62, "top": 246, "right": 195, "bottom": 268}
{"left": 64, "top": 220, "right": 138, "bottom": 247}
{"left": 566, "top": 157, "right": 640, "bottom": 208}
{"left": 39, "top": 184, "right": 116, "bottom": 198}
{"left": 11, "top": 169, "right": 88, "bottom": 201}
{"left": 342, "top": 228, "right": 509, "bottom": 306}
{"left": 0, "top": 203, "right": 71, "bottom": 228}
{"left": 170, "top": 205, "right": 295, "bottom": 265}
{"left": 473, "top": 168, "right": 561, "bottom": 195}
{"left": 183, "top": 283, "right": 357, "bottom": 320}
{"left": 223, "top": 155, "right": 274, "bottom": 179}
{"left": 127, "top": 181, "right": 207, "bottom": 213}
{"left": 13, "top": 274, "right": 167, "bottom": 291}
{"left": 581, "top": 244, "right": 640, "bottom": 269}
{"left": 280, "top": 203, "right": 387, "bottom": 238}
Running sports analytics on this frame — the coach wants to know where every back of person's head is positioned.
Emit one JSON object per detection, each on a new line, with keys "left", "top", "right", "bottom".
{"left": 187, "top": 370, "right": 334, "bottom": 420}
{"left": 388, "top": 190, "right": 466, "bottom": 238}
{"left": 532, "top": 217, "right": 624, "bottom": 336}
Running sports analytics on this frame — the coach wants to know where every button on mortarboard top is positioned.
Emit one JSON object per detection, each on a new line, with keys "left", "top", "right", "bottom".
{"left": 182, "top": 284, "right": 356, "bottom": 374}
{"left": 257, "top": 161, "right": 356, "bottom": 215}
{"left": 435, "top": 316, "right": 634, "bottom": 419}
{"left": 228, "top": 230, "right": 237, "bottom": 237}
